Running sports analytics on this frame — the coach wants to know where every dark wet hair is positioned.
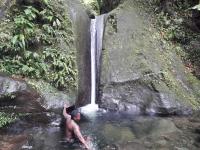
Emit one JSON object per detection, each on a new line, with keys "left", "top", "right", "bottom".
{"left": 71, "top": 109, "right": 80, "bottom": 118}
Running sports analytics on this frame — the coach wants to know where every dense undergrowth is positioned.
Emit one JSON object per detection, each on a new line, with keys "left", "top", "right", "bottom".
{"left": 142, "top": 0, "right": 200, "bottom": 78}
{"left": 81, "top": 0, "right": 122, "bottom": 15}
{"left": 0, "top": 0, "right": 77, "bottom": 90}
{"left": 140, "top": 0, "right": 200, "bottom": 107}
{"left": 81, "top": 0, "right": 100, "bottom": 15}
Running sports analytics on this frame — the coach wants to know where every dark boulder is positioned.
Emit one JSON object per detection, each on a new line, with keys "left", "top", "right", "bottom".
{"left": 0, "top": 75, "right": 46, "bottom": 113}
{"left": 100, "top": 0, "right": 200, "bottom": 115}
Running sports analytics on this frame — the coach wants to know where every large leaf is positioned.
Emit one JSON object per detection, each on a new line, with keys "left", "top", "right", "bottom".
{"left": 21, "top": 65, "right": 30, "bottom": 72}
{"left": 43, "top": 0, "right": 49, "bottom": 5}
{"left": 19, "top": 34, "right": 26, "bottom": 49}
{"left": 11, "top": 35, "right": 19, "bottom": 45}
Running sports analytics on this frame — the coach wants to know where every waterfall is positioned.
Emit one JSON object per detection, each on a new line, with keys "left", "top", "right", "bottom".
{"left": 90, "top": 19, "right": 96, "bottom": 105}
{"left": 80, "top": 15, "right": 105, "bottom": 113}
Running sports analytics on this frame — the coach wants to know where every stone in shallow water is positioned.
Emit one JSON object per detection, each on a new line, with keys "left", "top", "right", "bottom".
{"left": 0, "top": 134, "right": 28, "bottom": 150}
{"left": 155, "top": 139, "right": 167, "bottom": 147}
{"left": 130, "top": 117, "right": 180, "bottom": 138}
{"left": 101, "top": 123, "right": 135, "bottom": 143}
{"left": 175, "top": 147, "right": 189, "bottom": 150}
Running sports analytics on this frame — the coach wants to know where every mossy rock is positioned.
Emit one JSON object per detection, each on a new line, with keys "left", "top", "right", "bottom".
{"left": 100, "top": 0, "right": 200, "bottom": 114}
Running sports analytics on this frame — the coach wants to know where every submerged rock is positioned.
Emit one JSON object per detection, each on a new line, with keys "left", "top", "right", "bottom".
{"left": 100, "top": 0, "right": 200, "bottom": 115}
{"left": 0, "top": 134, "right": 28, "bottom": 150}
{"left": 130, "top": 117, "right": 180, "bottom": 138}
{"left": 101, "top": 123, "right": 135, "bottom": 143}
{"left": 99, "top": 117, "right": 187, "bottom": 150}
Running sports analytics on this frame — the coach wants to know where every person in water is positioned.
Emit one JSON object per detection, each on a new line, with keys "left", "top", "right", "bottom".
{"left": 63, "top": 104, "right": 89, "bottom": 149}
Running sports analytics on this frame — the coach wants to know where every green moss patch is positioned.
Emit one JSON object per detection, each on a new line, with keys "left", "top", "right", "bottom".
{"left": 0, "top": 112, "right": 17, "bottom": 128}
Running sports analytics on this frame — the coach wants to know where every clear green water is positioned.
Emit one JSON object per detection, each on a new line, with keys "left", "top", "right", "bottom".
{"left": 0, "top": 112, "right": 199, "bottom": 150}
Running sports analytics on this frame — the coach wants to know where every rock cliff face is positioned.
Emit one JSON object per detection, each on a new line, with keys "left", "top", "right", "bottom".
{"left": 99, "top": 0, "right": 200, "bottom": 115}
{"left": 1, "top": 0, "right": 200, "bottom": 115}
{"left": 65, "top": 0, "right": 91, "bottom": 107}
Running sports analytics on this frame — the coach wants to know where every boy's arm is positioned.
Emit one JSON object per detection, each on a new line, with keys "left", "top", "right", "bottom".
{"left": 63, "top": 104, "right": 71, "bottom": 121}
{"left": 73, "top": 124, "right": 89, "bottom": 149}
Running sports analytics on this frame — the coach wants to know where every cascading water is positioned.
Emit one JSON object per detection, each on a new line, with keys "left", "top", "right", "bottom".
{"left": 90, "top": 18, "right": 97, "bottom": 106}
{"left": 80, "top": 15, "right": 105, "bottom": 113}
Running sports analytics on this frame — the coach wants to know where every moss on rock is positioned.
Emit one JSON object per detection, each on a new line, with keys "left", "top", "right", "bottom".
{"left": 100, "top": 0, "right": 200, "bottom": 113}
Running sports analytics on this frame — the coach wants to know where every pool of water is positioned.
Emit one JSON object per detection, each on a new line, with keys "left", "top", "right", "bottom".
{"left": 0, "top": 111, "right": 200, "bottom": 150}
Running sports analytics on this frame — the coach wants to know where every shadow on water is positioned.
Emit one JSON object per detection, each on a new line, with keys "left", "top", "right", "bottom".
{"left": 0, "top": 111, "right": 200, "bottom": 150}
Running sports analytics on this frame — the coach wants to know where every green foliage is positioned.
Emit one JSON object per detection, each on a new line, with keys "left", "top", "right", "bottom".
{"left": 0, "top": 112, "right": 17, "bottom": 128}
{"left": 145, "top": 0, "right": 200, "bottom": 72}
{"left": 43, "top": 48, "right": 77, "bottom": 88}
{"left": 11, "top": 6, "right": 39, "bottom": 51}
{"left": 0, "top": 0, "right": 77, "bottom": 90}
{"left": 0, "top": 93, "right": 16, "bottom": 100}
{"left": 82, "top": 0, "right": 100, "bottom": 15}
{"left": 156, "top": 12, "right": 186, "bottom": 42}
{"left": 43, "top": 0, "right": 49, "bottom": 5}
{"left": 97, "top": 0, "right": 103, "bottom": 7}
